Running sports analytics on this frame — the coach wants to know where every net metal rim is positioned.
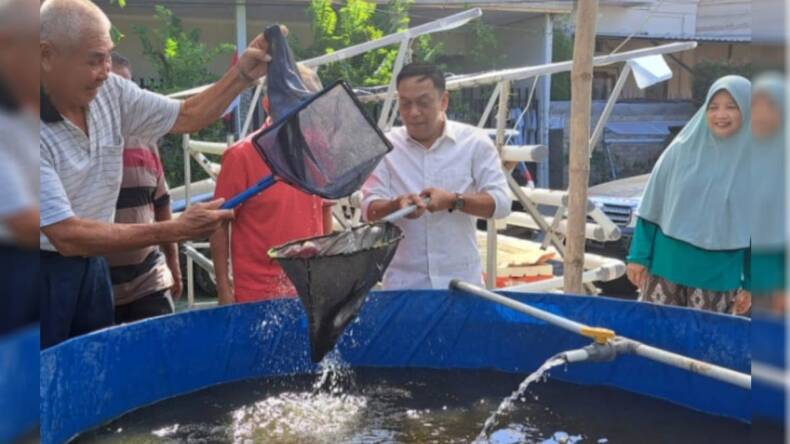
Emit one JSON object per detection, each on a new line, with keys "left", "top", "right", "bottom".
{"left": 268, "top": 222, "right": 404, "bottom": 261}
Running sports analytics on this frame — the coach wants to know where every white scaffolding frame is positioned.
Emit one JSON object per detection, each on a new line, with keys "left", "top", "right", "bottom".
{"left": 175, "top": 8, "right": 483, "bottom": 307}
{"left": 174, "top": 23, "right": 697, "bottom": 304}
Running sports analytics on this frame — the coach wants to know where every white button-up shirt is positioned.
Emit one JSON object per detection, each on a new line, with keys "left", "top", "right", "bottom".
{"left": 362, "top": 120, "right": 511, "bottom": 290}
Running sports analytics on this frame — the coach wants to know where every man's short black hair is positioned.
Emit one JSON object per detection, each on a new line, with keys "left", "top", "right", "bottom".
{"left": 396, "top": 63, "right": 446, "bottom": 92}
{"left": 111, "top": 52, "right": 130, "bottom": 68}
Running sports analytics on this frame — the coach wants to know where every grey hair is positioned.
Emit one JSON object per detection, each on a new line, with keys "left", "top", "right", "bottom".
{"left": 40, "top": 0, "right": 111, "bottom": 47}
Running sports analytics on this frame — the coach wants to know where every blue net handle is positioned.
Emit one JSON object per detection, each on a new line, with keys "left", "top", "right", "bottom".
{"left": 220, "top": 175, "right": 277, "bottom": 209}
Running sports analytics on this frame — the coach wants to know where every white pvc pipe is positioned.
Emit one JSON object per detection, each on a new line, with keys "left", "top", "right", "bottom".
{"left": 451, "top": 279, "right": 589, "bottom": 335}
{"left": 357, "top": 42, "right": 698, "bottom": 103}
{"left": 504, "top": 211, "right": 616, "bottom": 242}
{"left": 303, "top": 8, "right": 481, "bottom": 68}
{"left": 564, "top": 348, "right": 591, "bottom": 363}
{"left": 377, "top": 37, "right": 411, "bottom": 130}
{"left": 183, "top": 244, "right": 215, "bottom": 276}
{"left": 589, "top": 63, "right": 631, "bottom": 155}
{"left": 503, "top": 261, "right": 624, "bottom": 293}
{"left": 240, "top": 77, "right": 265, "bottom": 137}
{"left": 453, "top": 281, "right": 751, "bottom": 390}
{"left": 587, "top": 206, "right": 622, "bottom": 242}
{"left": 477, "top": 83, "right": 501, "bottom": 128}
{"left": 168, "top": 8, "right": 482, "bottom": 99}
{"left": 507, "top": 187, "right": 594, "bottom": 212}
{"left": 189, "top": 140, "right": 228, "bottom": 156}
{"left": 616, "top": 338, "right": 751, "bottom": 390}
{"left": 380, "top": 196, "right": 433, "bottom": 223}
{"left": 501, "top": 145, "right": 549, "bottom": 163}
{"left": 538, "top": 13, "right": 552, "bottom": 188}
{"left": 189, "top": 151, "right": 219, "bottom": 179}
{"left": 752, "top": 362, "right": 787, "bottom": 389}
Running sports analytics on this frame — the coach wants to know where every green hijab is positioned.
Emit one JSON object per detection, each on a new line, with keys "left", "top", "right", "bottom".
{"left": 752, "top": 72, "right": 786, "bottom": 250}
{"left": 637, "top": 75, "right": 751, "bottom": 250}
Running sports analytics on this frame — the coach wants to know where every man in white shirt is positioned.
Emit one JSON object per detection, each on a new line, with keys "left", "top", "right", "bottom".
{"left": 362, "top": 63, "right": 511, "bottom": 290}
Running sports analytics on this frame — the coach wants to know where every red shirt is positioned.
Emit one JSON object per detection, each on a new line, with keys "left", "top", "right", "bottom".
{"left": 214, "top": 136, "right": 324, "bottom": 302}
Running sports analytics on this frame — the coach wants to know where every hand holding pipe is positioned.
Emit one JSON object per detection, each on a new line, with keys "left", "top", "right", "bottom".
{"left": 380, "top": 197, "right": 431, "bottom": 223}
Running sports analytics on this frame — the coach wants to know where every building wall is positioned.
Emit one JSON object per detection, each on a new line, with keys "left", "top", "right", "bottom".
{"left": 593, "top": 1, "right": 698, "bottom": 40}
{"left": 695, "top": 0, "right": 750, "bottom": 41}
{"left": 497, "top": 15, "right": 551, "bottom": 71}
{"left": 550, "top": 100, "right": 697, "bottom": 187}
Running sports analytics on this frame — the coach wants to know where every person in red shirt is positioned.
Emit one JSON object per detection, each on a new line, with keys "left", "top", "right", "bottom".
{"left": 210, "top": 66, "right": 332, "bottom": 304}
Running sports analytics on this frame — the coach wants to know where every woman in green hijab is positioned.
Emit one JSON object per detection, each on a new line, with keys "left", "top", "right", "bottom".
{"left": 626, "top": 75, "right": 751, "bottom": 314}
{"left": 748, "top": 72, "right": 786, "bottom": 313}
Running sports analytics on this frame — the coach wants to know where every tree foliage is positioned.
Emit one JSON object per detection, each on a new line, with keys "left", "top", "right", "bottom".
{"left": 133, "top": 5, "right": 234, "bottom": 95}
{"left": 131, "top": 6, "right": 232, "bottom": 186}
{"left": 692, "top": 61, "right": 752, "bottom": 105}
{"left": 303, "top": 0, "right": 442, "bottom": 87}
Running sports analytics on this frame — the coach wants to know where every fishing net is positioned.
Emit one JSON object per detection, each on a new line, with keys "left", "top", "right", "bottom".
{"left": 269, "top": 223, "right": 404, "bottom": 362}
{"left": 252, "top": 25, "right": 392, "bottom": 199}
{"left": 254, "top": 25, "right": 401, "bottom": 362}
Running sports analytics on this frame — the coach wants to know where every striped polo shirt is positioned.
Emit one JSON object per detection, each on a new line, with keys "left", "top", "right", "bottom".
{"left": 40, "top": 73, "right": 181, "bottom": 252}
{"left": 104, "top": 140, "right": 174, "bottom": 305}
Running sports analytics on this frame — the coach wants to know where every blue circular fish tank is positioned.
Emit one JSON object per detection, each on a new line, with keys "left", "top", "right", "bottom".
{"left": 38, "top": 290, "right": 760, "bottom": 443}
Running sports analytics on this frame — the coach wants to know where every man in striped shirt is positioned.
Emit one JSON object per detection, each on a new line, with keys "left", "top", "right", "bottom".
{"left": 103, "top": 53, "right": 181, "bottom": 323}
{"left": 40, "top": 0, "right": 272, "bottom": 347}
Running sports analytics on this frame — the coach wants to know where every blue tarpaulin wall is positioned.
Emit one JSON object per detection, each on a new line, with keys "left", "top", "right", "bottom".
{"left": 41, "top": 290, "right": 752, "bottom": 444}
{"left": 0, "top": 325, "right": 39, "bottom": 443}
{"left": 752, "top": 311, "right": 786, "bottom": 423}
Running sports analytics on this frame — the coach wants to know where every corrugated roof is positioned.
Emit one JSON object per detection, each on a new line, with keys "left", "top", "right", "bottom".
{"left": 598, "top": 33, "right": 750, "bottom": 43}
{"left": 588, "top": 0, "right": 751, "bottom": 42}
{"left": 695, "top": 0, "right": 750, "bottom": 41}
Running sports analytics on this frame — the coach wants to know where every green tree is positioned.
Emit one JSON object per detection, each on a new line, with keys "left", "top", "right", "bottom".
{"left": 303, "top": 0, "right": 442, "bottom": 87}
{"left": 551, "top": 24, "right": 573, "bottom": 100}
{"left": 108, "top": 0, "right": 126, "bottom": 43}
{"left": 692, "top": 61, "right": 752, "bottom": 105}
{"left": 133, "top": 6, "right": 234, "bottom": 94}
{"left": 468, "top": 20, "right": 502, "bottom": 70}
{"left": 131, "top": 6, "right": 234, "bottom": 187}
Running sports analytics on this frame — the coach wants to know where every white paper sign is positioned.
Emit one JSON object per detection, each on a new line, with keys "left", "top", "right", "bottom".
{"left": 628, "top": 54, "right": 673, "bottom": 89}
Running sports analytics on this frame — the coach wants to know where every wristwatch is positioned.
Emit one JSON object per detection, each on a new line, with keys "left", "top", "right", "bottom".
{"left": 449, "top": 193, "right": 465, "bottom": 213}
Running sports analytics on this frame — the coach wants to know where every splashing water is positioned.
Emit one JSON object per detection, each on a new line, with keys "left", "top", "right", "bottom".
{"left": 228, "top": 390, "right": 367, "bottom": 443}
{"left": 228, "top": 351, "right": 363, "bottom": 444}
{"left": 77, "top": 368, "right": 751, "bottom": 444}
{"left": 312, "top": 350, "right": 356, "bottom": 394}
{"left": 474, "top": 356, "right": 567, "bottom": 442}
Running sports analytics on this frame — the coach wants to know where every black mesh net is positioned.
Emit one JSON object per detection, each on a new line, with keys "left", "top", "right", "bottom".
{"left": 252, "top": 25, "right": 392, "bottom": 199}
{"left": 269, "top": 223, "right": 404, "bottom": 362}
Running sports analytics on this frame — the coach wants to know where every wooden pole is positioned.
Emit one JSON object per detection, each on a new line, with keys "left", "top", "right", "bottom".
{"left": 564, "top": 0, "right": 599, "bottom": 294}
